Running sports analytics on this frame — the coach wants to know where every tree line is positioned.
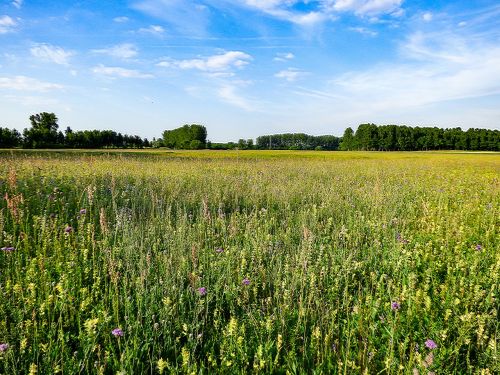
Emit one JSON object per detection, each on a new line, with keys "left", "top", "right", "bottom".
{"left": 2, "top": 114, "right": 498, "bottom": 151}
{"left": 0, "top": 112, "right": 149, "bottom": 149}
{"left": 340, "top": 124, "right": 499, "bottom": 151}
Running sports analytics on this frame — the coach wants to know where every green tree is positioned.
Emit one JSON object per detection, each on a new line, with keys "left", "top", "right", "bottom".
{"left": 0, "top": 127, "right": 22, "bottom": 148}
{"left": 23, "top": 112, "right": 64, "bottom": 148}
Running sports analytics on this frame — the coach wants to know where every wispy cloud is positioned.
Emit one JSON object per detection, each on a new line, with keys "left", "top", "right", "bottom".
{"left": 330, "top": 30, "right": 500, "bottom": 110}
{"left": 92, "top": 43, "right": 138, "bottom": 59}
{"left": 157, "top": 51, "right": 252, "bottom": 72}
{"left": 138, "top": 25, "right": 165, "bottom": 35}
{"left": 132, "top": 0, "right": 210, "bottom": 36}
{"left": 30, "top": 44, "right": 74, "bottom": 65}
{"left": 0, "top": 15, "right": 17, "bottom": 34}
{"left": 274, "top": 52, "right": 295, "bottom": 62}
{"left": 275, "top": 68, "right": 308, "bottom": 82}
{"left": 328, "top": 0, "right": 403, "bottom": 16}
{"left": 92, "top": 65, "right": 154, "bottom": 79}
{"left": 113, "top": 16, "right": 129, "bottom": 23}
{"left": 217, "top": 84, "right": 254, "bottom": 110}
{"left": 11, "top": 0, "right": 23, "bottom": 9}
{"left": 349, "top": 26, "right": 378, "bottom": 37}
{"left": 0, "top": 76, "right": 64, "bottom": 92}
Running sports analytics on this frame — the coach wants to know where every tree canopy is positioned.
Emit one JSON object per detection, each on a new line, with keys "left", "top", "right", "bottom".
{"left": 162, "top": 124, "right": 207, "bottom": 149}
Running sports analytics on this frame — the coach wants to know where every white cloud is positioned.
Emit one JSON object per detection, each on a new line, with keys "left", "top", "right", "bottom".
{"left": 114, "top": 16, "right": 129, "bottom": 23}
{"left": 329, "top": 0, "right": 403, "bottom": 16}
{"left": 138, "top": 25, "right": 165, "bottom": 35}
{"left": 275, "top": 68, "right": 308, "bottom": 82}
{"left": 0, "top": 15, "right": 17, "bottom": 34}
{"left": 12, "top": 0, "right": 23, "bottom": 9}
{"left": 92, "top": 43, "right": 138, "bottom": 59}
{"left": 92, "top": 65, "right": 154, "bottom": 79}
{"left": 158, "top": 51, "right": 252, "bottom": 72}
{"left": 349, "top": 26, "right": 378, "bottom": 36}
{"left": 0, "top": 76, "right": 64, "bottom": 92}
{"left": 30, "top": 44, "right": 74, "bottom": 65}
{"left": 274, "top": 52, "right": 295, "bottom": 62}
{"left": 217, "top": 85, "right": 254, "bottom": 110}
{"left": 132, "top": 0, "right": 210, "bottom": 36}
{"left": 330, "top": 31, "right": 500, "bottom": 111}
{"left": 422, "top": 12, "right": 433, "bottom": 22}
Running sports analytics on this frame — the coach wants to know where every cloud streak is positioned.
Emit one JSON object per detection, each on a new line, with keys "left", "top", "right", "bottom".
{"left": 0, "top": 76, "right": 64, "bottom": 92}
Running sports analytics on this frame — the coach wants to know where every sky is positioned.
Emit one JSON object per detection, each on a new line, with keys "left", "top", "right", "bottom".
{"left": 0, "top": 0, "right": 499, "bottom": 141}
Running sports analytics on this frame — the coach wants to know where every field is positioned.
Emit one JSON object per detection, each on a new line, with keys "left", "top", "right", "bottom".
{"left": 0, "top": 150, "right": 498, "bottom": 374}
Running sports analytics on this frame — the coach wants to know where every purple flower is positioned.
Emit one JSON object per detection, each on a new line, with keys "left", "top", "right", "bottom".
{"left": 64, "top": 226, "right": 73, "bottom": 233}
{"left": 425, "top": 339, "right": 437, "bottom": 349}
{"left": 79, "top": 209, "right": 87, "bottom": 215}
{"left": 242, "top": 278, "right": 250, "bottom": 286}
{"left": 111, "top": 328, "right": 124, "bottom": 337}
{"left": 475, "top": 244, "right": 483, "bottom": 251}
{"left": 0, "top": 343, "right": 9, "bottom": 352}
{"left": 197, "top": 287, "right": 207, "bottom": 296}
{"left": 396, "top": 233, "right": 409, "bottom": 244}
{"left": 1, "top": 247, "right": 15, "bottom": 252}
{"left": 391, "top": 301, "right": 401, "bottom": 311}
{"left": 215, "top": 247, "right": 224, "bottom": 253}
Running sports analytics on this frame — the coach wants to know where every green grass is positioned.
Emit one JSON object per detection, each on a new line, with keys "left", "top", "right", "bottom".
{"left": 0, "top": 150, "right": 498, "bottom": 374}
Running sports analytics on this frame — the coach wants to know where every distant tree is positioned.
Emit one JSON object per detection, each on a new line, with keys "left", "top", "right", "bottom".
{"left": 23, "top": 112, "right": 64, "bottom": 148}
{"left": 0, "top": 127, "right": 22, "bottom": 148}
{"left": 339, "top": 127, "right": 355, "bottom": 150}
{"left": 162, "top": 124, "right": 207, "bottom": 149}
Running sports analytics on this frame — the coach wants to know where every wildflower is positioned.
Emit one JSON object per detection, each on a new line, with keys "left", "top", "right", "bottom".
{"left": 425, "top": 339, "right": 437, "bottom": 349}
{"left": 391, "top": 301, "right": 401, "bottom": 311}
{"left": 197, "top": 287, "right": 207, "bottom": 296}
{"left": 64, "top": 226, "right": 73, "bottom": 233}
{"left": 79, "top": 208, "right": 87, "bottom": 215}
{"left": 1, "top": 247, "right": 15, "bottom": 252}
{"left": 475, "top": 244, "right": 483, "bottom": 251}
{"left": 242, "top": 278, "right": 250, "bottom": 286}
{"left": 396, "top": 233, "right": 409, "bottom": 244}
{"left": 112, "top": 328, "right": 124, "bottom": 337}
{"left": 216, "top": 247, "right": 224, "bottom": 253}
{"left": 0, "top": 343, "right": 9, "bottom": 352}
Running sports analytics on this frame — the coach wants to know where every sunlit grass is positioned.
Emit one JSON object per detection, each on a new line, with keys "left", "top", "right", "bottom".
{"left": 0, "top": 150, "right": 498, "bottom": 374}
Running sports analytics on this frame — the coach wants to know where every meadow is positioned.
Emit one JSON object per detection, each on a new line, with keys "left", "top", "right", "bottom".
{"left": 0, "top": 150, "right": 498, "bottom": 374}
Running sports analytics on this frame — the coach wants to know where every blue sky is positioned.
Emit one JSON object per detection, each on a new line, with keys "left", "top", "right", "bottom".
{"left": 0, "top": 0, "right": 499, "bottom": 141}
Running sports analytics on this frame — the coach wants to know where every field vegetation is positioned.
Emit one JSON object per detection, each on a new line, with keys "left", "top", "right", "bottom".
{"left": 0, "top": 150, "right": 498, "bottom": 374}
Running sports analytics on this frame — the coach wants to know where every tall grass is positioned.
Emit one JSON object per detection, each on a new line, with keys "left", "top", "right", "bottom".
{"left": 0, "top": 151, "right": 498, "bottom": 374}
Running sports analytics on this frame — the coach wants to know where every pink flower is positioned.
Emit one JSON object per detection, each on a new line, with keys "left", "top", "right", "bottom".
{"left": 425, "top": 339, "right": 437, "bottom": 349}
{"left": 112, "top": 328, "right": 124, "bottom": 337}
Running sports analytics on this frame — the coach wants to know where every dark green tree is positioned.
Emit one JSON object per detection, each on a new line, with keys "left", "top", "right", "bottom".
{"left": 0, "top": 127, "right": 22, "bottom": 148}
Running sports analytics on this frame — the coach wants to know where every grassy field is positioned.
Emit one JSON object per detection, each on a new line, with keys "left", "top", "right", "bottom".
{"left": 0, "top": 150, "right": 498, "bottom": 374}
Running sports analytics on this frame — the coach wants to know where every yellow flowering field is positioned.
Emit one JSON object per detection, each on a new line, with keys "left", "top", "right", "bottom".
{"left": 0, "top": 150, "right": 498, "bottom": 374}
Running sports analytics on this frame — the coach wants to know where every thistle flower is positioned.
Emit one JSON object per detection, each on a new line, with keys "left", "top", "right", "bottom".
{"left": 475, "top": 244, "right": 483, "bottom": 251}
{"left": 65, "top": 226, "right": 73, "bottom": 234}
{"left": 425, "top": 339, "right": 437, "bottom": 349}
{"left": 112, "top": 328, "right": 124, "bottom": 337}
{"left": 391, "top": 301, "right": 401, "bottom": 311}
{"left": 242, "top": 278, "right": 250, "bottom": 286}
{"left": 215, "top": 247, "right": 224, "bottom": 253}
{"left": 197, "top": 287, "right": 207, "bottom": 296}
{"left": 79, "top": 208, "right": 87, "bottom": 215}
{"left": 0, "top": 343, "right": 9, "bottom": 352}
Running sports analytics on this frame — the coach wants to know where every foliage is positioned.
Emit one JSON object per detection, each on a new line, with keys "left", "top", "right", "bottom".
{"left": 1, "top": 113, "right": 148, "bottom": 149}
{"left": 162, "top": 124, "right": 207, "bottom": 149}
{"left": 256, "top": 133, "right": 340, "bottom": 150}
{"left": 0, "top": 150, "right": 498, "bottom": 374}
{"left": 349, "top": 123, "right": 500, "bottom": 151}
{"left": 23, "top": 112, "right": 64, "bottom": 148}
{"left": 0, "top": 127, "right": 22, "bottom": 148}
